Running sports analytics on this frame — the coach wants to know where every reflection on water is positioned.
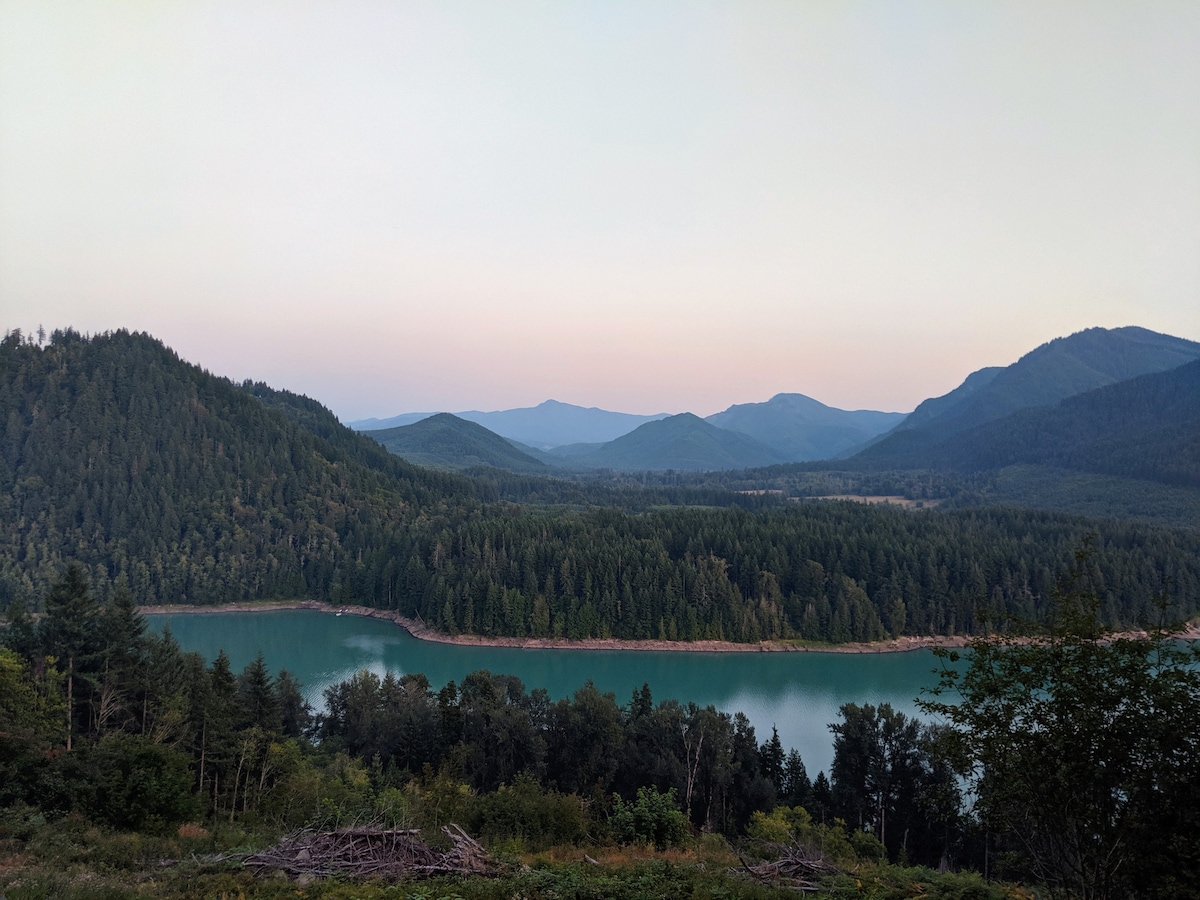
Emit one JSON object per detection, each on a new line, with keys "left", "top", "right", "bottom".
{"left": 152, "top": 609, "right": 952, "bottom": 776}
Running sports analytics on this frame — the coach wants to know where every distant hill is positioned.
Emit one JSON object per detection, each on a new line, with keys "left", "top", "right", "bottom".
{"left": 347, "top": 411, "right": 433, "bottom": 430}
{"left": 924, "top": 358, "right": 1200, "bottom": 487}
{"left": 705, "top": 393, "right": 905, "bottom": 461}
{"left": 543, "top": 441, "right": 606, "bottom": 460}
{"left": 560, "top": 413, "right": 786, "bottom": 471}
{"left": 856, "top": 326, "right": 1200, "bottom": 464}
{"left": 366, "top": 413, "right": 550, "bottom": 473}
{"left": 350, "top": 400, "right": 670, "bottom": 449}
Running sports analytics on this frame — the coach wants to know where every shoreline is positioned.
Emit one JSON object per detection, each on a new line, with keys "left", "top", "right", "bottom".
{"left": 138, "top": 600, "right": 971, "bottom": 654}
{"left": 142, "top": 599, "right": 1200, "bottom": 654}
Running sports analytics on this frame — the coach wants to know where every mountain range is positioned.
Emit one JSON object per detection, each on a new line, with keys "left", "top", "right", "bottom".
{"left": 356, "top": 394, "right": 908, "bottom": 471}
{"left": 349, "top": 399, "right": 670, "bottom": 449}
{"left": 706, "top": 394, "right": 905, "bottom": 460}
{"left": 356, "top": 326, "right": 1200, "bottom": 476}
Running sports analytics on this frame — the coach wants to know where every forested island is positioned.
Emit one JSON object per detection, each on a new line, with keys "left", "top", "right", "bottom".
{"left": 3, "top": 328, "right": 1200, "bottom": 897}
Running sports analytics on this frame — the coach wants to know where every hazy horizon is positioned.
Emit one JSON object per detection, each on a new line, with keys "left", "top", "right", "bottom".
{"left": 3, "top": 2, "right": 1198, "bottom": 421}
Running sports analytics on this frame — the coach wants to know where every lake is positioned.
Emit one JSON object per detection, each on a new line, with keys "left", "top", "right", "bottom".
{"left": 151, "top": 609, "right": 954, "bottom": 776}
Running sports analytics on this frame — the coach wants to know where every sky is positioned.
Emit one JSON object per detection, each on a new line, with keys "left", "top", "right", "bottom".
{"left": 2, "top": 1, "right": 1198, "bottom": 421}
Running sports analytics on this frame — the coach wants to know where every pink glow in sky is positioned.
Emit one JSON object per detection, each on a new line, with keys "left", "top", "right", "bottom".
{"left": 2, "top": 2, "right": 1198, "bottom": 420}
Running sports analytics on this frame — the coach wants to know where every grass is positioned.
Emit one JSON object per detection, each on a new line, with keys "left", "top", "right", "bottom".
{"left": 0, "top": 812, "right": 1029, "bottom": 900}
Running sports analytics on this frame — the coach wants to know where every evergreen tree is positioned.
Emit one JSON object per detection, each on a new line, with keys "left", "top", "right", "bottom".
{"left": 140, "top": 628, "right": 190, "bottom": 743}
{"left": 759, "top": 725, "right": 786, "bottom": 795}
{"left": 781, "top": 748, "right": 811, "bottom": 808}
{"left": 829, "top": 702, "right": 927, "bottom": 858}
{"left": 202, "top": 651, "right": 241, "bottom": 808}
{"left": 275, "top": 669, "right": 314, "bottom": 740}
{"left": 237, "top": 654, "right": 281, "bottom": 735}
{"left": 809, "top": 771, "right": 833, "bottom": 824}
{"left": 96, "top": 588, "right": 149, "bottom": 735}
{"left": 37, "top": 565, "right": 103, "bottom": 749}
{"left": 0, "top": 596, "right": 38, "bottom": 663}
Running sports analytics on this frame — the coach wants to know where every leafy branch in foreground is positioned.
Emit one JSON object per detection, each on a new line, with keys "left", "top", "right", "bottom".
{"left": 920, "top": 546, "right": 1200, "bottom": 900}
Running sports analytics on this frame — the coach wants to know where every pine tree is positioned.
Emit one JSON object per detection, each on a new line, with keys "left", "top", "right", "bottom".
{"left": 96, "top": 588, "right": 149, "bottom": 735}
{"left": 782, "top": 748, "right": 811, "bottom": 807}
{"left": 38, "top": 565, "right": 103, "bottom": 749}
{"left": 237, "top": 654, "right": 280, "bottom": 735}
{"left": 275, "top": 669, "right": 313, "bottom": 740}
{"left": 759, "top": 726, "right": 786, "bottom": 795}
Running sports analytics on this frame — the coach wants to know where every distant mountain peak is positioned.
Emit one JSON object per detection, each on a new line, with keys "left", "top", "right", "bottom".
{"left": 855, "top": 325, "right": 1200, "bottom": 464}
{"left": 366, "top": 413, "right": 549, "bottom": 473}
{"left": 705, "top": 394, "right": 905, "bottom": 462}
{"left": 557, "top": 411, "right": 785, "bottom": 471}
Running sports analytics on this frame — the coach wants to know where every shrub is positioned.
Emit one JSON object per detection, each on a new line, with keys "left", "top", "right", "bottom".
{"left": 88, "top": 734, "right": 198, "bottom": 832}
{"left": 466, "top": 774, "right": 588, "bottom": 851}
{"left": 609, "top": 786, "right": 687, "bottom": 850}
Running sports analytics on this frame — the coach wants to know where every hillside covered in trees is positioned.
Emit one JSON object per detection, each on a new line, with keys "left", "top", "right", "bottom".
{"left": 2, "top": 328, "right": 1198, "bottom": 644}
{"left": 911, "top": 359, "right": 1200, "bottom": 486}
{"left": 854, "top": 325, "right": 1200, "bottom": 463}
{"left": 365, "top": 413, "right": 552, "bottom": 473}
{"left": 0, "top": 328, "right": 482, "bottom": 607}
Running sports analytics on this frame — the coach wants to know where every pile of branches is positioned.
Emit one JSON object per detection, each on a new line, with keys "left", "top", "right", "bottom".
{"left": 244, "top": 823, "right": 497, "bottom": 881}
{"left": 735, "top": 842, "right": 842, "bottom": 893}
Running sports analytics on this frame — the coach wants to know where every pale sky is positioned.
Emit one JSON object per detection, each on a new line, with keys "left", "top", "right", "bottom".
{"left": 2, "top": 1, "right": 1198, "bottom": 420}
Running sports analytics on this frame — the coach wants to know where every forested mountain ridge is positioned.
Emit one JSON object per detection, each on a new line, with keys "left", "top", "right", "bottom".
{"left": 918, "top": 358, "right": 1200, "bottom": 485}
{"left": 0, "top": 328, "right": 480, "bottom": 607}
{"left": 856, "top": 326, "right": 1200, "bottom": 463}
{"left": 365, "top": 413, "right": 551, "bottom": 474}
{"left": 3, "top": 328, "right": 1199, "bottom": 643}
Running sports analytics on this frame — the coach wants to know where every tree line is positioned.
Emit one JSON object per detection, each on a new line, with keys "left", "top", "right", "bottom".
{"left": 393, "top": 503, "right": 1197, "bottom": 643}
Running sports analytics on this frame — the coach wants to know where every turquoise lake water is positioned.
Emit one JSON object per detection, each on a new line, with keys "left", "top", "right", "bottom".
{"left": 151, "top": 609, "right": 954, "bottom": 775}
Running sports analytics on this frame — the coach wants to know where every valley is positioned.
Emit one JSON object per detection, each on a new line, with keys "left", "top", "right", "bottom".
{"left": 2, "top": 323, "right": 1199, "bottom": 899}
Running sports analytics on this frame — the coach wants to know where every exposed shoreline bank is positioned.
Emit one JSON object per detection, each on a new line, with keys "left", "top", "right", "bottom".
{"left": 142, "top": 599, "right": 1200, "bottom": 654}
{"left": 137, "top": 599, "right": 975, "bottom": 654}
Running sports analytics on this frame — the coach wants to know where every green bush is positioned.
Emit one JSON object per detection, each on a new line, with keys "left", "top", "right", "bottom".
{"left": 745, "top": 806, "right": 876, "bottom": 868}
{"left": 609, "top": 786, "right": 687, "bottom": 850}
{"left": 405, "top": 764, "right": 474, "bottom": 832}
{"left": 847, "top": 828, "right": 886, "bottom": 862}
{"left": 88, "top": 734, "right": 198, "bottom": 832}
{"left": 466, "top": 774, "right": 589, "bottom": 851}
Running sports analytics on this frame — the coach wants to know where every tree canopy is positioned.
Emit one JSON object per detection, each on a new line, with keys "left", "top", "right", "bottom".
{"left": 921, "top": 547, "right": 1200, "bottom": 899}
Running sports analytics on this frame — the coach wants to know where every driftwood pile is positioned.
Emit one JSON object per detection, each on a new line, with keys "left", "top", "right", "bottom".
{"left": 736, "top": 842, "right": 842, "bottom": 893}
{"left": 244, "top": 823, "right": 496, "bottom": 881}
